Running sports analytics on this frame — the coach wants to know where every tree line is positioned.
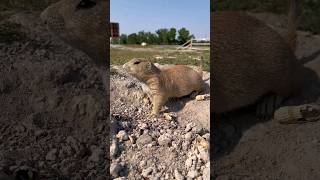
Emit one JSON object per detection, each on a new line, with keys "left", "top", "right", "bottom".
{"left": 112, "top": 27, "right": 195, "bottom": 45}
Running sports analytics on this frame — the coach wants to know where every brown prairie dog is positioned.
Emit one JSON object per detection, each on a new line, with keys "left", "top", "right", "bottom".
{"left": 123, "top": 58, "right": 204, "bottom": 116}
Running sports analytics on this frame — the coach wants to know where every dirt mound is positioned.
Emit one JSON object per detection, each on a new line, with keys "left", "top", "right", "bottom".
{"left": 110, "top": 65, "right": 210, "bottom": 179}
{"left": 0, "top": 12, "right": 108, "bottom": 179}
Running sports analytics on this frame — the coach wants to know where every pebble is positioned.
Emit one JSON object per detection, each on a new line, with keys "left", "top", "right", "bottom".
{"left": 202, "top": 163, "right": 210, "bottom": 180}
{"left": 116, "top": 130, "right": 129, "bottom": 141}
{"left": 199, "top": 148, "right": 209, "bottom": 163}
{"left": 110, "top": 163, "right": 122, "bottom": 178}
{"left": 185, "top": 123, "right": 194, "bottom": 132}
{"left": 185, "top": 157, "right": 193, "bottom": 169}
{"left": 185, "top": 132, "right": 193, "bottom": 140}
{"left": 202, "top": 133, "right": 210, "bottom": 141}
{"left": 182, "top": 141, "right": 190, "bottom": 151}
{"left": 141, "top": 167, "right": 153, "bottom": 177}
{"left": 137, "top": 134, "right": 153, "bottom": 147}
{"left": 157, "top": 133, "right": 172, "bottom": 146}
{"left": 187, "top": 170, "right": 198, "bottom": 178}
{"left": 174, "top": 169, "right": 184, "bottom": 180}
{"left": 139, "top": 123, "right": 148, "bottom": 130}
{"left": 139, "top": 160, "right": 147, "bottom": 168}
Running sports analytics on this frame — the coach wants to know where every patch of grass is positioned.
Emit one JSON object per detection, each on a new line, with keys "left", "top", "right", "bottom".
{"left": 111, "top": 46, "right": 210, "bottom": 72}
{"left": 213, "top": 0, "right": 320, "bottom": 34}
{"left": 0, "top": 21, "right": 26, "bottom": 43}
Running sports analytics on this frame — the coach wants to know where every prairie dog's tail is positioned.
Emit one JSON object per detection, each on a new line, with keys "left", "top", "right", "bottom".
{"left": 288, "top": 0, "right": 299, "bottom": 52}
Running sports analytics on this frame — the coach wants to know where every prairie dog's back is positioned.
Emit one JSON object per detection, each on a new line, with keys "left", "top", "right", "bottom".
{"left": 212, "top": 12, "right": 303, "bottom": 113}
{"left": 160, "top": 66, "right": 203, "bottom": 97}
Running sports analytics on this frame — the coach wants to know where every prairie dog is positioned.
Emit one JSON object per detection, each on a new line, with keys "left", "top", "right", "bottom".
{"left": 40, "top": 0, "right": 108, "bottom": 66}
{"left": 212, "top": 0, "right": 303, "bottom": 115}
{"left": 123, "top": 58, "right": 204, "bottom": 116}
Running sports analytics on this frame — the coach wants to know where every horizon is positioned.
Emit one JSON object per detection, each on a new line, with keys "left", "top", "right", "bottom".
{"left": 110, "top": 0, "right": 210, "bottom": 39}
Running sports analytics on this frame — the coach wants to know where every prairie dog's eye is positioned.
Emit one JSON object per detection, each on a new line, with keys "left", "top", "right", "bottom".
{"left": 133, "top": 61, "right": 141, "bottom": 65}
{"left": 77, "top": 0, "right": 96, "bottom": 9}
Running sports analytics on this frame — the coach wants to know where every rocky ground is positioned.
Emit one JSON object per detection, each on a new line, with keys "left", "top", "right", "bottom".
{"left": 0, "top": 12, "right": 108, "bottom": 179}
{"left": 213, "top": 12, "right": 320, "bottom": 180}
{"left": 110, "top": 65, "right": 210, "bottom": 179}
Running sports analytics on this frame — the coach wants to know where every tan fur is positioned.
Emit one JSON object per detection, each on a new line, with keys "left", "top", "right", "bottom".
{"left": 123, "top": 58, "right": 204, "bottom": 116}
{"left": 40, "top": 0, "right": 108, "bottom": 66}
{"left": 212, "top": 0, "right": 303, "bottom": 114}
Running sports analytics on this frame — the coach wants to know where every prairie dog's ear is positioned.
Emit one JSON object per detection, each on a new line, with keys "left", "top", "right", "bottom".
{"left": 133, "top": 59, "right": 141, "bottom": 65}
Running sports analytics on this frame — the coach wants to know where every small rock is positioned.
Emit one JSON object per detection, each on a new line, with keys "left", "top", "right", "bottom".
{"left": 196, "top": 136, "right": 209, "bottom": 150}
{"left": 185, "top": 123, "right": 194, "bottom": 132}
{"left": 139, "top": 160, "right": 147, "bottom": 168}
{"left": 116, "top": 130, "right": 129, "bottom": 141}
{"left": 163, "top": 113, "right": 176, "bottom": 121}
{"left": 185, "top": 132, "right": 193, "bottom": 140}
{"left": 202, "top": 163, "right": 210, "bottom": 180}
{"left": 174, "top": 169, "right": 184, "bottom": 180}
{"left": 142, "top": 167, "right": 153, "bottom": 177}
{"left": 182, "top": 141, "right": 190, "bottom": 151}
{"left": 202, "top": 133, "right": 210, "bottom": 141}
{"left": 158, "top": 133, "right": 172, "bottom": 146}
{"left": 195, "top": 95, "right": 205, "bottom": 101}
{"left": 139, "top": 123, "right": 148, "bottom": 130}
{"left": 46, "top": 148, "right": 57, "bottom": 161}
{"left": 199, "top": 148, "right": 209, "bottom": 163}
{"left": 137, "top": 134, "right": 153, "bottom": 147}
{"left": 187, "top": 170, "right": 198, "bottom": 178}
{"left": 110, "top": 163, "right": 122, "bottom": 178}
{"left": 185, "top": 158, "right": 193, "bottom": 169}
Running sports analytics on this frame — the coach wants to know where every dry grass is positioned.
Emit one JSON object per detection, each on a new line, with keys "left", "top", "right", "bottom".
{"left": 111, "top": 46, "right": 210, "bottom": 71}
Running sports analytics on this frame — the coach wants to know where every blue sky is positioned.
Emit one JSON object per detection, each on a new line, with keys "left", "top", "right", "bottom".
{"left": 110, "top": 0, "right": 210, "bottom": 39}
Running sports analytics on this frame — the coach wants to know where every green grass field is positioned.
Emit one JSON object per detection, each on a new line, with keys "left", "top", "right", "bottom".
{"left": 110, "top": 46, "right": 210, "bottom": 72}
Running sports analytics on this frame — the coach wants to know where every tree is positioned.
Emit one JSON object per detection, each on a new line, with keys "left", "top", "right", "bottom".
{"left": 137, "top": 31, "right": 148, "bottom": 44}
{"left": 156, "top": 28, "right": 169, "bottom": 44}
{"left": 177, "top": 27, "right": 195, "bottom": 45}
{"left": 145, "top": 32, "right": 159, "bottom": 44}
{"left": 119, "top": 34, "right": 128, "bottom": 44}
{"left": 111, "top": 37, "right": 120, "bottom": 44}
{"left": 127, "top": 33, "right": 138, "bottom": 44}
{"left": 167, "top": 28, "right": 176, "bottom": 44}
